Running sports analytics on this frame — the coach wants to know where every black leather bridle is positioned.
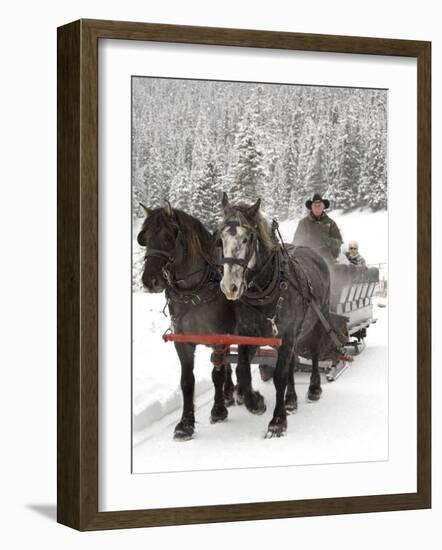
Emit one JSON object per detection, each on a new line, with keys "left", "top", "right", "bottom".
{"left": 143, "top": 227, "right": 183, "bottom": 287}
{"left": 217, "top": 219, "right": 261, "bottom": 295}
{"left": 143, "top": 228, "right": 217, "bottom": 292}
{"left": 218, "top": 220, "right": 258, "bottom": 267}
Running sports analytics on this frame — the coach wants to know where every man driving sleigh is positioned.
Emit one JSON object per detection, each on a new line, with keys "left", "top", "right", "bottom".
{"left": 292, "top": 192, "right": 343, "bottom": 264}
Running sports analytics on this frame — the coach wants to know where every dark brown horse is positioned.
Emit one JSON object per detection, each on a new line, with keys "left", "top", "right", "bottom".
{"left": 137, "top": 201, "right": 265, "bottom": 440}
{"left": 218, "top": 193, "right": 332, "bottom": 438}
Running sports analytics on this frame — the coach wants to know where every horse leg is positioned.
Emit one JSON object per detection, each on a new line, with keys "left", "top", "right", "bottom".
{"left": 211, "top": 365, "right": 229, "bottom": 423}
{"left": 308, "top": 345, "right": 323, "bottom": 401}
{"left": 173, "top": 342, "right": 196, "bottom": 440}
{"left": 236, "top": 345, "right": 266, "bottom": 414}
{"left": 266, "top": 341, "right": 293, "bottom": 438}
{"left": 285, "top": 353, "right": 298, "bottom": 413}
{"left": 223, "top": 363, "right": 235, "bottom": 407}
{"left": 234, "top": 364, "right": 244, "bottom": 405}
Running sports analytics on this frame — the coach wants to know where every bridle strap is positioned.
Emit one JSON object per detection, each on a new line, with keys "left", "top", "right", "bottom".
{"left": 144, "top": 248, "right": 175, "bottom": 261}
{"left": 222, "top": 257, "right": 249, "bottom": 267}
{"left": 218, "top": 220, "right": 258, "bottom": 269}
{"left": 143, "top": 228, "right": 219, "bottom": 294}
{"left": 143, "top": 225, "right": 184, "bottom": 264}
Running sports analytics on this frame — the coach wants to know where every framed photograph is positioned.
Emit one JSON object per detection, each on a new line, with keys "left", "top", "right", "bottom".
{"left": 57, "top": 19, "right": 431, "bottom": 530}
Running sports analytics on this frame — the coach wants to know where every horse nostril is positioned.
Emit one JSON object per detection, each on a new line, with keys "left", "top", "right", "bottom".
{"left": 230, "top": 284, "right": 238, "bottom": 293}
{"left": 152, "top": 277, "right": 158, "bottom": 287}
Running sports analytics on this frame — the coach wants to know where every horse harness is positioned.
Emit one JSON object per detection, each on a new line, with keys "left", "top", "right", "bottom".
{"left": 144, "top": 218, "right": 343, "bottom": 350}
{"left": 144, "top": 226, "right": 222, "bottom": 311}
{"left": 219, "top": 218, "right": 343, "bottom": 350}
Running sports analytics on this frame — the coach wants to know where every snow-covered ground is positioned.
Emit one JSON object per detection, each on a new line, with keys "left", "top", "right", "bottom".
{"left": 132, "top": 209, "right": 388, "bottom": 474}
{"left": 132, "top": 292, "right": 215, "bottom": 434}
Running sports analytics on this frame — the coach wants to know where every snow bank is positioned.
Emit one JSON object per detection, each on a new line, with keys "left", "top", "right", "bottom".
{"left": 132, "top": 292, "right": 215, "bottom": 436}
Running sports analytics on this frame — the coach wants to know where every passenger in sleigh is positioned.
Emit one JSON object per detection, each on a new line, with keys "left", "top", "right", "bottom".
{"left": 292, "top": 192, "right": 343, "bottom": 264}
{"left": 345, "top": 240, "right": 366, "bottom": 266}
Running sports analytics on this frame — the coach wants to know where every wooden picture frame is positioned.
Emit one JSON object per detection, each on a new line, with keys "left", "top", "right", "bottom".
{"left": 57, "top": 18, "right": 431, "bottom": 531}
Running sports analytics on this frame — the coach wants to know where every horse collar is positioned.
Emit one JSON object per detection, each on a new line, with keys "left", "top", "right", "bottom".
{"left": 242, "top": 248, "right": 283, "bottom": 306}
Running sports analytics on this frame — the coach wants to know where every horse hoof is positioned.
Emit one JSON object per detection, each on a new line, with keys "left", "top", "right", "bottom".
{"left": 210, "top": 406, "right": 228, "bottom": 423}
{"left": 174, "top": 421, "right": 194, "bottom": 441}
{"left": 307, "top": 387, "right": 322, "bottom": 402}
{"left": 223, "top": 392, "right": 235, "bottom": 407}
{"left": 265, "top": 417, "right": 287, "bottom": 439}
{"left": 285, "top": 398, "right": 298, "bottom": 413}
{"left": 285, "top": 391, "right": 298, "bottom": 412}
{"left": 235, "top": 391, "right": 244, "bottom": 406}
{"left": 173, "top": 430, "right": 193, "bottom": 441}
{"left": 245, "top": 391, "right": 266, "bottom": 415}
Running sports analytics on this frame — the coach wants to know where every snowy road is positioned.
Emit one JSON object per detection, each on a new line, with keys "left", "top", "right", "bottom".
{"left": 133, "top": 300, "right": 388, "bottom": 474}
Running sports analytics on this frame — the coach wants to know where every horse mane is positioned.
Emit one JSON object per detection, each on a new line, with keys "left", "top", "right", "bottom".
{"left": 143, "top": 207, "right": 214, "bottom": 263}
{"left": 224, "top": 202, "right": 277, "bottom": 250}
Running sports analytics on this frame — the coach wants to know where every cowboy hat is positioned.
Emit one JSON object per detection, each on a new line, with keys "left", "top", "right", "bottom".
{"left": 305, "top": 193, "right": 330, "bottom": 210}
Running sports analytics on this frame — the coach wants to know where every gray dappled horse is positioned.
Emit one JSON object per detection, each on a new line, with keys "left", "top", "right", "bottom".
{"left": 218, "top": 193, "right": 332, "bottom": 438}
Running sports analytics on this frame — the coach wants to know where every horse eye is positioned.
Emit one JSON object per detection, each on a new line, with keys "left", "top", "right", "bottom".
{"left": 242, "top": 238, "right": 248, "bottom": 244}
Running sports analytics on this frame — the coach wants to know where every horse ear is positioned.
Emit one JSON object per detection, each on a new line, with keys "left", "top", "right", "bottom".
{"left": 139, "top": 202, "right": 151, "bottom": 218}
{"left": 247, "top": 198, "right": 261, "bottom": 218}
{"left": 222, "top": 192, "right": 229, "bottom": 210}
{"left": 164, "top": 200, "right": 174, "bottom": 217}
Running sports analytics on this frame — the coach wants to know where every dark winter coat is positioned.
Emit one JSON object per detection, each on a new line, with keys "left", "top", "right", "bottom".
{"left": 345, "top": 251, "right": 366, "bottom": 266}
{"left": 292, "top": 212, "right": 343, "bottom": 264}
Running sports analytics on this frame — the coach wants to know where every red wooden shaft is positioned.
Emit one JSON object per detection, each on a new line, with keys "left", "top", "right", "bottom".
{"left": 162, "top": 332, "right": 282, "bottom": 348}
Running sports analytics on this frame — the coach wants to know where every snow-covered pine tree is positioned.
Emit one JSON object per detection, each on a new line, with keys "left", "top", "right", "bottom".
{"left": 192, "top": 153, "right": 223, "bottom": 230}
{"left": 142, "top": 149, "right": 167, "bottom": 209}
{"left": 228, "top": 89, "right": 267, "bottom": 205}
{"left": 328, "top": 116, "right": 364, "bottom": 210}
{"left": 132, "top": 158, "right": 148, "bottom": 217}
{"left": 264, "top": 144, "right": 281, "bottom": 218}
{"left": 306, "top": 131, "right": 327, "bottom": 195}
{"left": 268, "top": 161, "right": 286, "bottom": 221}
{"left": 324, "top": 98, "right": 343, "bottom": 201}
{"left": 285, "top": 104, "right": 304, "bottom": 219}
{"left": 188, "top": 107, "right": 223, "bottom": 228}
{"left": 356, "top": 92, "right": 388, "bottom": 210}
{"left": 277, "top": 128, "right": 297, "bottom": 220}
{"left": 295, "top": 115, "right": 317, "bottom": 209}
{"left": 168, "top": 170, "right": 192, "bottom": 213}
{"left": 358, "top": 126, "right": 387, "bottom": 209}
{"left": 131, "top": 77, "right": 388, "bottom": 224}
